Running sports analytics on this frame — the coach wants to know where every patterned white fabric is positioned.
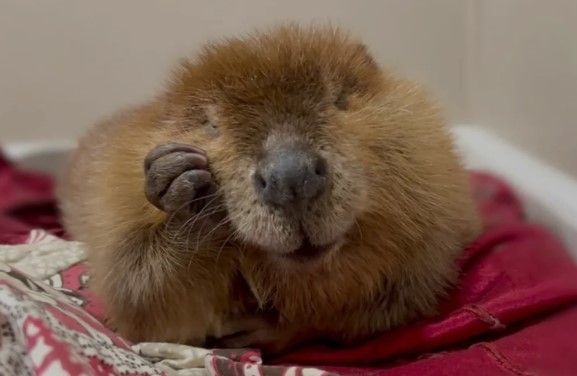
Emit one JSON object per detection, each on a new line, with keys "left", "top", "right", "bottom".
{"left": 0, "top": 229, "right": 334, "bottom": 376}
{"left": 0, "top": 230, "right": 85, "bottom": 279}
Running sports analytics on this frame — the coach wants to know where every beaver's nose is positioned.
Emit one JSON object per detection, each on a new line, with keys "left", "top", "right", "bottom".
{"left": 254, "top": 145, "right": 327, "bottom": 209}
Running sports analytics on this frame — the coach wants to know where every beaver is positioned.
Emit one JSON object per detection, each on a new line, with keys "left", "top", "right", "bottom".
{"left": 58, "top": 24, "right": 481, "bottom": 355}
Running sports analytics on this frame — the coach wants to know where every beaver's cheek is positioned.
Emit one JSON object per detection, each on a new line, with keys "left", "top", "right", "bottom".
{"left": 302, "top": 204, "right": 352, "bottom": 245}
{"left": 301, "top": 169, "right": 368, "bottom": 244}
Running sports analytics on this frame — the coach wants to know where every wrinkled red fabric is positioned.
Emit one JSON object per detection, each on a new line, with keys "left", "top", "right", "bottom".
{"left": 2, "top": 151, "right": 577, "bottom": 375}
{"left": 273, "top": 173, "right": 577, "bottom": 375}
{"left": 0, "top": 151, "right": 63, "bottom": 244}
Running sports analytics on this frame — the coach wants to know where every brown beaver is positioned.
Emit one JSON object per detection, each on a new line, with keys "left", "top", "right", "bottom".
{"left": 58, "top": 24, "right": 481, "bottom": 355}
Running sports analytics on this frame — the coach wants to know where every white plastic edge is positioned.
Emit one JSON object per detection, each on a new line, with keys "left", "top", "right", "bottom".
{"left": 3, "top": 141, "right": 76, "bottom": 161}
{"left": 453, "top": 125, "right": 577, "bottom": 257}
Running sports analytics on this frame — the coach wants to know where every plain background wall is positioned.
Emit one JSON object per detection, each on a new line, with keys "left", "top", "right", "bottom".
{"left": 0, "top": 0, "right": 467, "bottom": 141}
{"left": 1, "top": 1, "right": 575, "bottom": 175}
{"left": 466, "top": 0, "right": 577, "bottom": 177}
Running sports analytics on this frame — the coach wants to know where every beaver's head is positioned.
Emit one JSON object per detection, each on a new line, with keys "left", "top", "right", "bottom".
{"left": 161, "top": 25, "right": 415, "bottom": 261}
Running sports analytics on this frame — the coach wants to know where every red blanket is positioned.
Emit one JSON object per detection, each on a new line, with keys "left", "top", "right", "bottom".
{"left": 0, "top": 151, "right": 63, "bottom": 244}
{"left": 2, "top": 150, "right": 577, "bottom": 375}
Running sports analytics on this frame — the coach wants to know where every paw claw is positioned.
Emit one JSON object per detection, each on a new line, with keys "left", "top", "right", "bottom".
{"left": 144, "top": 143, "right": 206, "bottom": 171}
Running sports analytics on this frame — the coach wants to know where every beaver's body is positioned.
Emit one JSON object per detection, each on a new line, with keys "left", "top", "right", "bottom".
{"left": 59, "top": 25, "right": 480, "bottom": 354}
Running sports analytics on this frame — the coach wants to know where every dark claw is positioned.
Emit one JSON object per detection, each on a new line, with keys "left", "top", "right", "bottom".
{"left": 144, "top": 143, "right": 206, "bottom": 172}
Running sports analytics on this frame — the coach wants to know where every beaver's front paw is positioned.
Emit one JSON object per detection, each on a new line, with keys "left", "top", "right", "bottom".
{"left": 144, "top": 143, "right": 215, "bottom": 217}
{"left": 212, "top": 315, "right": 313, "bottom": 357}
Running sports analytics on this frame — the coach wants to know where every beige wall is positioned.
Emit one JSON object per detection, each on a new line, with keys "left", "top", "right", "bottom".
{"left": 1, "top": 1, "right": 576, "bottom": 176}
{"left": 466, "top": 0, "right": 577, "bottom": 176}
{"left": 0, "top": 0, "right": 467, "bottom": 142}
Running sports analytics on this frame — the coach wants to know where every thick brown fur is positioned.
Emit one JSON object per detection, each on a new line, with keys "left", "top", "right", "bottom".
{"left": 58, "top": 24, "right": 481, "bottom": 353}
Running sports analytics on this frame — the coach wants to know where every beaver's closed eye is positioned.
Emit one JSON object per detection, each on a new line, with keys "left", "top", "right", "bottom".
{"left": 203, "top": 119, "right": 220, "bottom": 137}
{"left": 334, "top": 91, "right": 348, "bottom": 111}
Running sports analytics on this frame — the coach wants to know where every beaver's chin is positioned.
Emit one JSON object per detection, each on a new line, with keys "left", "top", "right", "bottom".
{"left": 276, "top": 236, "right": 344, "bottom": 263}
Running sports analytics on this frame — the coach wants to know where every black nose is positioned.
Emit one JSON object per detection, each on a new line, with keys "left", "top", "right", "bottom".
{"left": 254, "top": 145, "right": 327, "bottom": 209}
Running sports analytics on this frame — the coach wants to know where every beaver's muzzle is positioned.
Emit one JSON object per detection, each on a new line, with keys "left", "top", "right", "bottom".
{"left": 253, "top": 142, "right": 327, "bottom": 212}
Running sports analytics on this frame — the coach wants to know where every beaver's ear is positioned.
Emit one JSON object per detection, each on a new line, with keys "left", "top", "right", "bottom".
{"left": 332, "top": 43, "right": 379, "bottom": 111}
{"left": 352, "top": 43, "right": 379, "bottom": 70}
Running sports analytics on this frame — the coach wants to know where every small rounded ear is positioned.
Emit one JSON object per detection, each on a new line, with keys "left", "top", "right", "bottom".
{"left": 352, "top": 43, "right": 379, "bottom": 70}
{"left": 329, "top": 43, "right": 380, "bottom": 111}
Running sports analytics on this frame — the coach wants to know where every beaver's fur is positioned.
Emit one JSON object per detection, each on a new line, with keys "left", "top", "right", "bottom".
{"left": 58, "top": 24, "right": 481, "bottom": 354}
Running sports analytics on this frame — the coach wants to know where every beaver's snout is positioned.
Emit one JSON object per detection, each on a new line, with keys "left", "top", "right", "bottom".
{"left": 253, "top": 143, "right": 327, "bottom": 211}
